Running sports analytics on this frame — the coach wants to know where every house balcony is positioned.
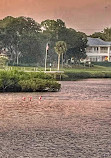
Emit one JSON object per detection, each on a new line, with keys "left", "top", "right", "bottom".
{"left": 86, "top": 52, "right": 108, "bottom": 57}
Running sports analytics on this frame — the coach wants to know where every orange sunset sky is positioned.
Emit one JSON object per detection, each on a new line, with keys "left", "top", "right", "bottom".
{"left": 0, "top": 0, "right": 111, "bottom": 34}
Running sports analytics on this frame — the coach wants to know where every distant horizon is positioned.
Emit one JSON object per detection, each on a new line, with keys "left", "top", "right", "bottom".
{"left": 0, "top": 0, "right": 111, "bottom": 35}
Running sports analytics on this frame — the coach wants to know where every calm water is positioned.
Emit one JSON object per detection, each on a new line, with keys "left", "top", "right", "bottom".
{"left": 43, "top": 79, "right": 111, "bottom": 101}
{"left": 0, "top": 79, "right": 111, "bottom": 100}
{"left": 0, "top": 79, "right": 111, "bottom": 158}
{"left": 1, "top": 78, "right": 110, "bottom": 101}
{"left": 0, "top": 79, "right": 111, "bottom": 103}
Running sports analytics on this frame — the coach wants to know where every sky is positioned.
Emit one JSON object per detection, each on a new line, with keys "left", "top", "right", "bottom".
{"left": 0, "top": 0, "right": 111, "bottom": 35}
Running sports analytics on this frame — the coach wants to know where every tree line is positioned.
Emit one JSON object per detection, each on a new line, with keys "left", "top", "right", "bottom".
{"left": 1, "top": 16, "right": 111, "bottom": 67}
{"left": 90, "top": 28, "right": 111, "bottom": 41}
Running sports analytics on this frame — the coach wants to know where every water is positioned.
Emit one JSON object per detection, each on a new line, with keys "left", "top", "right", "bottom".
{"left": 1, "top": 78, "right": 111, "bottom": 101}
{"left": 0, "top": 79, "right": 111, "bottom": 158}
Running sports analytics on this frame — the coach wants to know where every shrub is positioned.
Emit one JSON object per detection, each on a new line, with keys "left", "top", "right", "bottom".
{"left": 0, "top": 71, "right": 20, "bottom": 92}
{"left": 29, "top": 72, "right": 53, "bottom": 80}
{"left": 0, "top": 56, "right": 8, "bottom": 68}
{"left": 0, "top": 70, "right": 61, "bottom": 92}
{"left": 19, "top": 79, "right": 61, "bottom": 92}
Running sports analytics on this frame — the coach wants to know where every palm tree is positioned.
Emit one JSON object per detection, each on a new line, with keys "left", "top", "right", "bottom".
{"left": 54, "top": 41, "right": 67, "bottom": 71}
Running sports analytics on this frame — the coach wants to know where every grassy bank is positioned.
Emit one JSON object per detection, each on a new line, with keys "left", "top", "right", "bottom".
{"left": 63, "top": 65, "right": 111, "bottom": 80}
{"left": 1, "top": 64, "right": 111, "bottom": 81}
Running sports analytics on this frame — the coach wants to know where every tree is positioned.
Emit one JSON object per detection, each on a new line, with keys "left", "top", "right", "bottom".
{"left": 19, "top": 33, "right": 43, "bottom": 64}
{"left": 41, "top": 19, "right": 67, "bottom": 64}
{"left": 58, "top": 28, "right": 87, "bottom": 64}
{"left": 41, "top": 19, "right": 65, "bottom": 32}
{"left": 41, "top": 20, "right": 87, "bottom": 66}
{"left": 90, "top": 32, "right": 105, "bottom": 40}
{"left": 54, "top": 41, "right": 67, "bottom": 70}
{"left": 0, "top": 16, "right": 42, "bottom": 65}
{"left": 90, "top": 27, "right": 111, "bottom": 41}
{"left": 104, "top": 28, "right": 111, "bottom": 41}
{"left": 0, "top": 55, "right": 8, "bottom": 68}
{"left": 0, "top": 17, "right": 87, "bottom": 66}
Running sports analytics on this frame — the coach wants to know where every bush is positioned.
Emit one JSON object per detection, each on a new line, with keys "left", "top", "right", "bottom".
{"left": 0, "top": 71, "right": 20, "bottom": 92}
{"left": 0, "top": 70, "right": 61, "bottom": 92}
{"left": 19, "top": 79, "right": 61, "bottom": 92}
{"left": 29, "top": 72, "right": 53, "bottom": 80}
{"left": 0, "top": 56, "right": 8, "bottom": 69}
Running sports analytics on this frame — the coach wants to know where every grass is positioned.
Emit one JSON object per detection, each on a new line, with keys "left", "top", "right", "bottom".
{"left": 63, "top": 65, "right": 111, "bottom": 80}
{"left": 3, "top": 64, "right": 111, "bottom": 71}
{"left": 3, "top": 66, "right": 59, "bottom": 72}
{"left": 1, "top": 64, "right": 111, "bottom": 81}
{"left": 64, "top": 65, "right": 111, "bottom": 72}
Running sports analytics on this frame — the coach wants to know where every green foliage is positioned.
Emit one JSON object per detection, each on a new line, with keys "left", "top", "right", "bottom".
{"left": 54, "top": 41, "right": 67, "bottom": 70}
{"left": 90, "top": 32, "right": 105, "bottom": 40}
{"left": 54, "top": 41, "right": 67, "bottom": 55}
{"left": 29, "top": 72, "right": 53, "bottom": 80}
{"left": 0, "top": 71, "right": 20, "bottom": 92}
{"left": 41, "top": 19, "right": 87, "bottom": 65}
{"left": 19, "top": 79, "right": 61, "bottom": 92}
{"left": 40, "top": 19, "right": 66, "bottom": 63}
{"left": 0, "top": 70, "right": 61, "bottom": 92}
{"left": 63, "top": 29, "right": 87, "bottom": 63}
{"left": 41, "top": 19, "right": 65, "bottom": 33}
{"left": 64, "top": 68, "right": 111, "bottom": 80}
{"left": 90, "top": 27, "right": 111, "bottom": 41}
{"left": 0, "top": 16, "right": 43, "bottom": 65}
{"left": 64, "top": 71, "right": 91, "bottom": 80}
{"left": 0, "top": 16, "right": 87, "bottom": 67}
{"left": 0, "top": 56, "right": 8, "bottom": 68}
{"left": 92, "top": 62, "right": 111, "bottom": 67}
{"left": 19, "top": 33, "right": 43, "bottom": 64}
{"left": 90, "top": 71, "right": 111, "bottom": 78}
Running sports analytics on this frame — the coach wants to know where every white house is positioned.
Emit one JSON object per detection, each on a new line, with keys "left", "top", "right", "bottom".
{"left": 86, "top": 37, "right": 111, "bottom": 62}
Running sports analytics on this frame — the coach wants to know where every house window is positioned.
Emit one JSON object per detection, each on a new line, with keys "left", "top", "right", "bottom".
{"left": 100, "top": 47, "right": 108, "bottom": 53}
{"left": 86, "top": 47, "right": 93, "bottom": 53}
{"left": 94, "top": 47, "right": 98, "bottom": 51}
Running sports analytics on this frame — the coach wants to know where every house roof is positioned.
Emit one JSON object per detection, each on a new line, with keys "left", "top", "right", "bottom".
{"left": 87, "top": 37, "right": 111, "bottom": 46}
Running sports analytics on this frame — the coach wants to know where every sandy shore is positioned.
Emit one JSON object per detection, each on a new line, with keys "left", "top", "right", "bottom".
{"left": 0, "top": 79, "right": 111, "bottom": 157}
